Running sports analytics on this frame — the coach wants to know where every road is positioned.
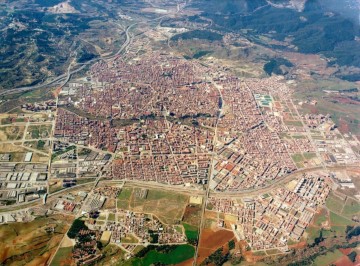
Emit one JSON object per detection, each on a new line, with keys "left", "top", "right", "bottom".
{"left": 0, "top": 21, "right": 134, "bottom": 98}
{"left": 193, "top": 77, "right": 224, "bottom": 265}
{"left": 0, "top": 0, "right": 192, "bottom": 98}
{"left": 211, "top": 163, "right": 360, "bottom": 197}
{"left": 0, "top": 181, "right": 95, "bottom": 212}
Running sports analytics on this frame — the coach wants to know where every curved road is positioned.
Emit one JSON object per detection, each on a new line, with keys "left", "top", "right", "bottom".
{"left": 211, "top": 163, "right": 360, "bottom": 197}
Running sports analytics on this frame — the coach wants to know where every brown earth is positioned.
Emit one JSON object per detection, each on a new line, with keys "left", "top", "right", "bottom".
{"left": 288, "top": 241, "right": 307, "bottom": 249}
{"left": 176, "top": 258, "right": 194, "bottom": 266}
{"left": 182, "top": 205, "right": 202, "bottom": 226}
{"left": 0, "top": 214, "right": 72, "bottom": 265}
{"left": 196, "top": 228, "right": 234, "bottom": 265}
{"left": 338, "top": 117, "right": 350, "bottom": 134}
{"left": 334, "top": 255, "right": 354, "bottom": 266}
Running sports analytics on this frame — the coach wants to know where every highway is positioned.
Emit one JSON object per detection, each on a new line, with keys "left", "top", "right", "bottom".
{"left": 0, "top": 0, "right": 191, "bottom": 98}
{"left": 0, "top": 21, "right": 135, "bottom": 97}
{"left": 0, "top": 181, "right": 95, "bottom": 213}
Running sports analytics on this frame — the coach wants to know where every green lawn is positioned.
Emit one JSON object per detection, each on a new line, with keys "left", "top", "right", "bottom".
{"left": 183, "top": 223, "right": 198, "bottom": 241}
{"left": 313, "top": 249, "right": 343, "bottom": 266}
{"left": 50, "top": 247, "right": 73, "bottom": 266}
{"left": 131, "top": 245, "right": 195, "bottom": 266}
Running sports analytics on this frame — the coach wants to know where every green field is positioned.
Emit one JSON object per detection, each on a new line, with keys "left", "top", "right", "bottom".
{"left": 27, "top": 125, "right": 52, "bottom": 139}
{"left": 330, "top": 212, "right": 354, "bottom": 227}
{"left": 130, "top": 245, "right": 195, "bottom": 266}
{"left": 130, "top": 189, "right": 188, "bottom": 224}
{"left": 50, "top": 247, "right": 73, "bottom": 266}
{"left": 342, "top": 198, "right": 360, "bottom": 219}
{"left": 118, "top": 188, "right": 133, "bottom": 200}
{"left": 116, "top": 187, "right": 189, "bottom": 224}
{"left": 266, "top": 249, "right": 282, "bottom": 255}
{"left": 117, "top": 188, "right": 133, "bottom": 210}
{"left": 145, "top": 190, "right": 188, "bottom": 202}
{"left": 108, "top": 213, "right": 116, "bottom": 221}
{"left": 183, "top": 223, "right": 199, "bottom": 241}
{"left": 96, "top": 244, "right": 126, "bottom": 266}
{"left": 326, "top": 193, "right": 345, "bottom": 213}
{"left": 291, "top": 153, "right": 304, "bottom": 163}
{"left": 284, "top": 120, "right": 303, "bottom": 127}
{"left": 292, "top": 135, "right": 306, "bottom": 139}
{"left": 313, "top": 210, "right": 328, "bottom": 227}
{"left": 306, "top": 226, "right": 322, "bottom": 244}
{"left": 253, "top": 251, "right": 266, "bottom": 256}
{"left": 303, "top": 152, "right": 317, "bottom": 160}
{"left": 313, "top": 249, "right": 343, "bottom": 266}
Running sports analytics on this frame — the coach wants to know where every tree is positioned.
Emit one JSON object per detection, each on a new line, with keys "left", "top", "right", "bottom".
{"left": 67, "top": 219, "right": 88, "bottom": 239}
{"left": 348, "top": 251, "right": 357, "bottom": 263}
{"left": 228, "top": 240, "right": 235, "bottom": 250}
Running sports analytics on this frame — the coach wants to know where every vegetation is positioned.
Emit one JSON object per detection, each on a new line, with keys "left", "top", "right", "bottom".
{"left": 0, "top": 215, "right": 71, "bottom": 265}
{"left": 51, "top": 145, "right": 76, "bottom": 160}
{"left": 263, "top": 58, "right": 293, "bottom": 76}
{"left": 348, "top": 251, "right": 357, "bottom": 263}
{"left": 171, "top": 30, "right": 223, "bottom": 42}
{"left": 191, "top": 0, "right": 360, "bottom": 67}
{"left": 67, "top": 219, "right": 88, "bottom": 239}
{"left": 193, "top": 50, "right": 212, "bottom": 59}
{"left": 131, "top": 244, "right": 195, "bottom": 266}
{"left": 50, "top": 246, "right": 73, "bottom": 266}
{"left": 183, "top": 223, "right": 199, "bottom": 244}
{"left": 202, "top": 247, "right": 230, "bottom": 266}
{"left": 312, "top": 249, "right": 343, "bottom": 266}
{"left": 228, "top": 239, "right": 235, "bottom": 250}
{"left": 346, "top": 226, "right": 360, "bottom": 240}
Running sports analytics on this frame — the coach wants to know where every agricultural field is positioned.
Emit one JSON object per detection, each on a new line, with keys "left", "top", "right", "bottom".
{"left": 306, "top": 192, "right": 358, "bottom": 245}
{"left": 0, "top": 214, "right": 73, "bottom": 265}
{"left": 196, "top": 228, "right": 234, "bottom": 265}
{"left": 50, "top": 246, "right": 75, "bottom": 266}
{"left": 183, "top": 223, "right": 199, "bottom": 243}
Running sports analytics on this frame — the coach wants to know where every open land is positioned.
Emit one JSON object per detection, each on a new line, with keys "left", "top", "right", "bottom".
{"left": 0, "top": 0, "right": 360, "bottom": 265}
